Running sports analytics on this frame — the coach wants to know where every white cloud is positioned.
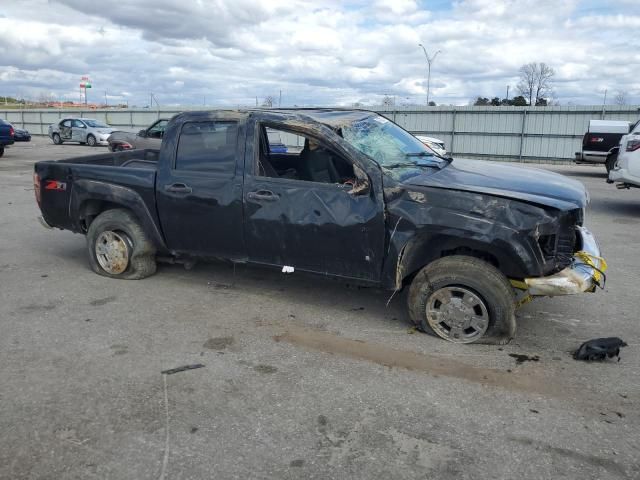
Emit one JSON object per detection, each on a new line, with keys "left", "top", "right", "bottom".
{"left": 0, "top": 0, "right": 637, "bottom": 106}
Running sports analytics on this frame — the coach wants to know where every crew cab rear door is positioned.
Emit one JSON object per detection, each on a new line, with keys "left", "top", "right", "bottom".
{"left": 156, "top": 113, "right": 245, "bottom": 259}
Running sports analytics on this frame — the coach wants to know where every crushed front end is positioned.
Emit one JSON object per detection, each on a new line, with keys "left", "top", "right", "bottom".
{"left": 524, "top": 226, "right": 606, "bottom": 295}
{"left": 514, "top": 209, "right": 606, "bottom": 299}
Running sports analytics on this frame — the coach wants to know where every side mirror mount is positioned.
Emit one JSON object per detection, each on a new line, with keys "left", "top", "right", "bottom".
{"left": 138, "top": 129, "right": 147, "bottom": 137}
{"left": 348, "top": 164, "right": 371, "bottom": 196}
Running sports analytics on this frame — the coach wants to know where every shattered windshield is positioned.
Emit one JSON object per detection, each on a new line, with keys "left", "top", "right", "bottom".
{"left": 341, "top": 115, "right": 446, "bottom": 175}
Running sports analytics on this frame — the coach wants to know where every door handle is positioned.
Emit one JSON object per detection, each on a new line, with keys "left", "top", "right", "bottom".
{"left": 247, "top": 190, "right": 278, "bottom": 201}
{"left": 165, "top": 183, "right": 192, "bottom": 194}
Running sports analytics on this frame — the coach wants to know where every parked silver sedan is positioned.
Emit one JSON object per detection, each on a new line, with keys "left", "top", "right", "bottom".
{"left": 48, "top": 118, "right": 118, "bottom": 146}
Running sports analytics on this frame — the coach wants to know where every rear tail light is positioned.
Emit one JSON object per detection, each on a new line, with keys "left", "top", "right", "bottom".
{"left": 626, "top": 140, "right": 640, "bottom": 152}
{"left": 33, "top": 171, "right": 41, "bottom": 207}
{"left": 9, "top": 126, "right": 14, "bottom": 137}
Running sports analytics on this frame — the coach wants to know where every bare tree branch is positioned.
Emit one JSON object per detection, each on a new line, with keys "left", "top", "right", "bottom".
{"left": 517, "top": 62, "right": 555, "bottom": 106}
{"left": 614, "top": 90, "right": 628, "bottom": 105}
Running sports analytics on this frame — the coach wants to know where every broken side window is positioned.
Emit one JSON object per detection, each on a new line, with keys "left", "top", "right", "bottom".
{"left": 256, "top": 125, "right": 355, "bottom": 186}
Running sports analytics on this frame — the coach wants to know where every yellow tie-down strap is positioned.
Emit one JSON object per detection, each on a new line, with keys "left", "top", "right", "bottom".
{"left": 509, "top": 279, "right": 533, "bottom": 308}
{"left": 574, "top": 250, "right": 608, "bottom": 289}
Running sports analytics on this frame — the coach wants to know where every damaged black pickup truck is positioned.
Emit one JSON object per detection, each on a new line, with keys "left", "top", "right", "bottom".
{"left": 34, "top": 109, "right": 606, "bottom": 344}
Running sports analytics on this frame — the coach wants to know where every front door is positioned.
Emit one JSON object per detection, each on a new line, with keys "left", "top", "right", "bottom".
{"left": 156, "top": 116, "right": 245, "bottom": 259}
{"left": 59, "top": 120, "right": 73, "bottom": 141}
{"left": 71, "top": 119, "right": 86, "bottom": 143}
{"left": 242, "top": 121, "right": 385, "bottom": 282}
{"left": 143, "top": 119, "right": 167, "bottom": 149}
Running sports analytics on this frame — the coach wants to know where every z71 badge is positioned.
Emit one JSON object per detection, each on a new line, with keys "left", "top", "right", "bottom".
{"left": 45, "top": 180, "right": 66, "bottom": 191}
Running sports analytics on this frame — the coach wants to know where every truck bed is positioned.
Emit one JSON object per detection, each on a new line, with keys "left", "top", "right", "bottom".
{"left": 35, "top": 149, "right": 160, "bottom": 234}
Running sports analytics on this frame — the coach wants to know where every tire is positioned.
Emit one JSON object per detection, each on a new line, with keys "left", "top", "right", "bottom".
{"left": 86, "top": 134, "right": 97, "bottom": 147}
{"left": 86, "top": 209, "right": 157, "bottom": 280}
{"left": 605, "top": 152, "right": 618, "bottom": 174}
{"left": 52, "top": 133, "right": 62, "bottom": 145}
{"left": 0, "top": 146, "right": 4, "bottom": 157}
{"left": 407, "top": 256, "right": 516, "bottom": 344}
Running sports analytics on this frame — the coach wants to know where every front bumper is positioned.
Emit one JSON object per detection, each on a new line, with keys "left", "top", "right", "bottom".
{"left": 523, "top": 227, "right": 606, "bottom": 296}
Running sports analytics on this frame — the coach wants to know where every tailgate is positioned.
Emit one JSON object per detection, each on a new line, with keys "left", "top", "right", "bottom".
{"left": 34, "top": 162, "right": 75, "bottom": 230}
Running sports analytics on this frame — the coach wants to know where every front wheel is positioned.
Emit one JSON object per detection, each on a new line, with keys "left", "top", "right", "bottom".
{"left": 52, "top": 133, "right": 62, "bottom": 145}
{"left": 86, "top": 209, "right": 157, "bottom": 279}
{"left": 86, "top": 134, "right": 97, "bottom": 147}
{"left": 407, "top": 256, "right": 516, "bottom": 344}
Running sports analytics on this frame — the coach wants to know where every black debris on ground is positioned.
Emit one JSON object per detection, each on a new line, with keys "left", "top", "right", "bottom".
{"left": 573, "top": 337, "right": 628, "bottom": 362}
{"left": 509, "top": 353, "right": 540, "bottom": 364}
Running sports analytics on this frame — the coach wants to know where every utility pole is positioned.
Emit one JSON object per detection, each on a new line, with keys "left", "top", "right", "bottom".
{"left": 279, "top": 90, "right": 282, "bottom": 107}
{"left": 601, "top": 89, "right": 608, "bottom": 119}
{"left": 104, "top": 91, "right": 108, "bottom": 107}
{"left": 418, "top": 44, "right": 441, "bottom": 106}
{"left": 506, "top": 85, "right": 510, "bottom": 101}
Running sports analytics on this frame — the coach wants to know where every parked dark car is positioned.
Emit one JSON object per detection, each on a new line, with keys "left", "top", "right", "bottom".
{"left": 108, "top": 119, "right": 169, "bottom": 152}
{"left": 0, "top": 118, "right": 15, "bottom": 157}
{"left": 33, "top": 109, "right": 605, "bottom": 344}
{"left": 13, "top": 128, "right": 31, "bottom": 142}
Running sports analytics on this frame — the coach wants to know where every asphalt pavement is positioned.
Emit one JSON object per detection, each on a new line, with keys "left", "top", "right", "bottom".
{"left": 1, "top": 138, "right": 638, "bottom": 480}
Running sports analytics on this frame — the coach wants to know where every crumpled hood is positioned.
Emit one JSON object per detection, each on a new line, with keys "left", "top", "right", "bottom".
{"left": 404, "top": 158, "right": 588, "bottom": 210}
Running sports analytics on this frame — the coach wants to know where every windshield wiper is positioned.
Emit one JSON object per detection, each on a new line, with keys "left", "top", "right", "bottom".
{"left": 382, "top": 160, "right": 442, "bottom": 169}
{"left": 405, "top": 151, "right": 436, "bottom": 157}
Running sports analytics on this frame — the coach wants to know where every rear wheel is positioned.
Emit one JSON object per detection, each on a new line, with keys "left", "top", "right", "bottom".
{"left": 52, "top": 133, "right": 62, "bottom": 145}
{"left": 0, "top": 146, "right": 4, "bottom": 157}
{"left": 86, "top": 209, "right": 156, "bottom": 279}
{"left": 605, "top": 152, "right": 618, "bottom": 173}
{"left": 86, "top": 134, "right": 97, "bottom": 147}
{"left": 407, "top": 256, "right": 516, "bottom": 344}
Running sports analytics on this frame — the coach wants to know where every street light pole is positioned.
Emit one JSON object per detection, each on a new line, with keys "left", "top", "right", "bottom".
{"left": 418, "top": 44, "right": 440, "bottom": 106}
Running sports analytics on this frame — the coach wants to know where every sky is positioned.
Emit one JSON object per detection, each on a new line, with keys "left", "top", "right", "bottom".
{"left": 0, "top": 0, "right": 638, "bottom": 107}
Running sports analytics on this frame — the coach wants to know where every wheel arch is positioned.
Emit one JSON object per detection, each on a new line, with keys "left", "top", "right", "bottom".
{"left": 385, "top": 233, "right": 528, "bottom": 290}
{"left": 71, "top": 179, "right": 167, "bottom": 251}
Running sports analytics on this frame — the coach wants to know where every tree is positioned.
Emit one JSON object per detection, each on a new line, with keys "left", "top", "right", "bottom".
{"left": 517, "top": 62, "right": 554, "bottom": 106}
{"left": 428, "top": 101, "right": 436, "bottom": 106}
{"left": 382, "top": 95, "right": 395, "bottom": 107}
{"left": 473, "top": 96, "right": 490, "bottom": 106}
{"left": 535, "top": 97, "right": 548, "bottom": 106}
{"left": 614, "top": 90, "right": 628, "bottom": 105}
{"left": 262, "top": 95, "right": 275, "bottom": 107}
{"left": 511, "top": 95, "right": 528, "bottom": 106}
{"left": 490, "top": 97, "right": 501, "bottom": 106}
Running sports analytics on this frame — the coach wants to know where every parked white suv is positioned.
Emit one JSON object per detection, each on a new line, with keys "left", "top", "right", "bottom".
{"left": 608, "top": 120, "right": 640, "bottom": 188}
{"left": 415, "top": 135, "right": 447, "bottom": 157}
